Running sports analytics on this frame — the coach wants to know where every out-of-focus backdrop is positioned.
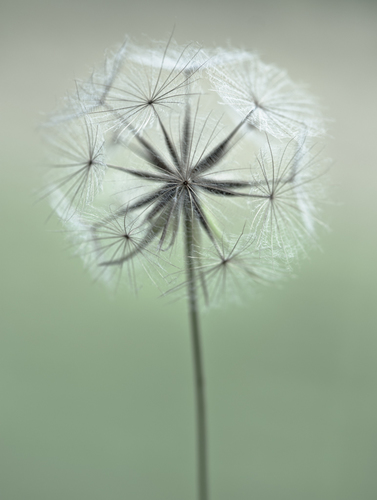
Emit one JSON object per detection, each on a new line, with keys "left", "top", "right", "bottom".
{"left": 1, "top": 0, "right": 377, "bottom": 499}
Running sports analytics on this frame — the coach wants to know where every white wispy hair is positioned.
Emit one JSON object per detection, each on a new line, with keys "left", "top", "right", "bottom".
{"left": 248, "top": 134, "right": 329, "bottom": 263}
{"left": 164, "top": 231, "right": 284, "bottom": 307}
{"left": 41, "top": 115, "right": 106, "bottom": 220}
{"left": 208, "top": 50, "right": 325, "bottom": 138}
{"left": 42, "top": 35, "right": 329, "bottom": 302}
{"left": 61, "top": 207, "right": 168, "bottom": 292}
{"left": 72, "top": 36, "right": 207, "bottom": 140}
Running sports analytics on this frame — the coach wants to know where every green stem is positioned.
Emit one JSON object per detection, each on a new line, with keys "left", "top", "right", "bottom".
{"left": 184, "top": 213, "right": 208, "bottom": 500}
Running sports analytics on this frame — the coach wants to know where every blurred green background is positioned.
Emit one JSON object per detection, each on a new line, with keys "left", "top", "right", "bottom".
{"left": 1, "top": 0, "right": 377, "bottom": 498}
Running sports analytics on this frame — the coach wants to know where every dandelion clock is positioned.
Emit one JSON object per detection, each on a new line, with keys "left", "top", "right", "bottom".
{"left": 41, "top": 33, "right": 329, "bottom": 500}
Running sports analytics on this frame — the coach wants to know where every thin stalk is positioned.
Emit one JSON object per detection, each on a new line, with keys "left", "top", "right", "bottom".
{"left": 184, "top": 212, "right": 208, "bottom": 500}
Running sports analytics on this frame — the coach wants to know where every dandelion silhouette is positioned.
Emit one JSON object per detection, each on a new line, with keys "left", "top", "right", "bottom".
{"left": 41, "top": 34, "right": 329, "bottom": 500}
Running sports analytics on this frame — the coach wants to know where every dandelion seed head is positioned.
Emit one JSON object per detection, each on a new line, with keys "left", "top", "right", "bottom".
{"left": 41, "top": 34, "right": 329, "bottom": 302}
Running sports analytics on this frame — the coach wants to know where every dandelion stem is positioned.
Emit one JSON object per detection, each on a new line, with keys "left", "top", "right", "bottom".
{"left": 184, "top": 210, "right": 208, "bottom": 500}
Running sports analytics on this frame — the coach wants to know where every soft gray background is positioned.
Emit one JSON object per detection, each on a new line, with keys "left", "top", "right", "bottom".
{"left": 1, "top": 0, "right": 377, "bottom": 499}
